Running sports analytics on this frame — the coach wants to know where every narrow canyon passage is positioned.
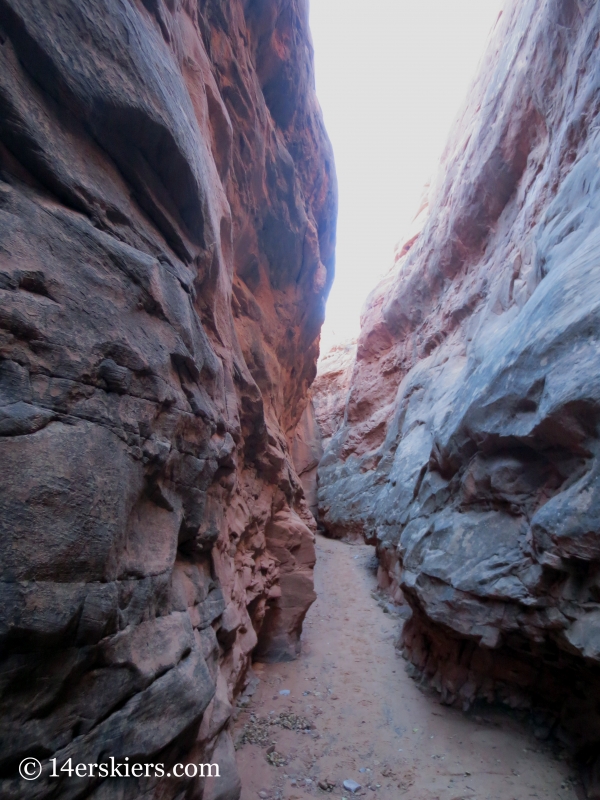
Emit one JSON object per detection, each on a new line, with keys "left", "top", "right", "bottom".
{"left": 5, "top": 2, "right": 600, "bottom": 799}
{"left": 235, "top": 537, "right": 579, "bottom": 800}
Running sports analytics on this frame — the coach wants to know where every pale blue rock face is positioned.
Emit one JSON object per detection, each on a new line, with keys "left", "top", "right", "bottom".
{"left": 316, "top": 0, "right": 600, "bottom": 775}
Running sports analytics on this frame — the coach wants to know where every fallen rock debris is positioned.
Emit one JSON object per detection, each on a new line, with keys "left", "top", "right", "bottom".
{"left": 236, "top": 711, "right": 312, "bottom": 753}
{"left": 317, "top": 777, "right": 336, "bottom": 791}
{"left": 266, "top": 750, "right": 287, "bottom": 768}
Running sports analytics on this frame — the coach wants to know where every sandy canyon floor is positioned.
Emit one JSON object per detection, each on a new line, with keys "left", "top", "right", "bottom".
{"left": 234, "top": 535, "right": 583, "bottom": 800}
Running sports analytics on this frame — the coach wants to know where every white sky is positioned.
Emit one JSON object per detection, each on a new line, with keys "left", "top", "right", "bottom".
{"left": 310, "top": 0, "right": 505, "bottom": 351}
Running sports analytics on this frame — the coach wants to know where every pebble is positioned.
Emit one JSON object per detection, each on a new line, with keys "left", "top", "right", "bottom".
{"left": 343, "top": 779, "right": 362, "bottom": 793}
{"left": 279, "top": 689, "right": 290, "bottom": 696}
{"left": 359, "top": 768, "right": 366, "bottom": 773}
{"left": 258, "top": 793, "right": 268, "bottom": 799}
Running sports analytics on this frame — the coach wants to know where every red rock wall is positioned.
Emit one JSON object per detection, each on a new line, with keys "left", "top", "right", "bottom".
{"left": 317, "top": 0, "right": 600, "bottom": 780}
{"left": 0, "top": 0, "right": 335, "bottom": 797}
{"left": 311, "top": 340, "right": 357, "bottom": 453}
{"left": 291, "top": 400, "right": 323, "bottom": 519}
{"left": 291, "top": 341, "right": 356, "bottom": 522}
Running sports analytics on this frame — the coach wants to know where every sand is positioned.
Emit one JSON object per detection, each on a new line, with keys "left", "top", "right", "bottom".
{"left": 234, "top": 535, "right": 582, "bottom": 800}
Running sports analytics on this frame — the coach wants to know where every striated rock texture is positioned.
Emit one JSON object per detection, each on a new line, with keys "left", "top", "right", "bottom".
{"left": 311, "top": 340, "right": 356, "bottom": 454}
{"left": 291, "top": 400, "right": 322, "bottom": 519}
{"left": 291, "top": 340, "right": 355, "bottom": 521}
{"left": 318, "top": 0, "right": 600, "bottom": 774}
{"left": 0, "top": 0, "right": 335, "bottom": 797}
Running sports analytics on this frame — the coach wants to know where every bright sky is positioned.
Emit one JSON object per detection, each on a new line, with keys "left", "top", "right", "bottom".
{"left": 309, "top": 0, "right": 504, "bottom": 351}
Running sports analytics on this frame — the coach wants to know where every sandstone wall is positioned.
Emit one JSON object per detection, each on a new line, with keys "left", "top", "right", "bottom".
{"left": 291, "top": 340, "right": 355, "bottom": 522}
{"left": 0, "top": 0, "right": 335, "bottom": 797}
{"left": 311, "top": 340, "right": 356, "bottom": 453}
{"left": 291, "top": 400, "right": 323, "bottom": 519}
{"left": 318, "top": 0, "right": 600, "bottom": 775}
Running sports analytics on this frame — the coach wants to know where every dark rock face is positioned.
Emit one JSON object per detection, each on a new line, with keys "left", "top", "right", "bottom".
{"left": 0, "top": 0, "right": 335, "bottom": 797}
{"left": 317, "top": 0, "right": 600, "bottom": 775}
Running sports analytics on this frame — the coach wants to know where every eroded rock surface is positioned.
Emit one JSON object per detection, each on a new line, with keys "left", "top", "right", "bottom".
{"left": 291, "top": 340, "right": 355, "bottom": 522}
{"left": 311, "top": 340, "right": 356, "bottom": 453}
{"left": 291, "top": 400, "right": 323, "bottom": 519}
{"left": 0, "top": 0, "right": 335, "bottom": 797}
{"left": 317, "top": 0, "right": 600, "bottom": 777}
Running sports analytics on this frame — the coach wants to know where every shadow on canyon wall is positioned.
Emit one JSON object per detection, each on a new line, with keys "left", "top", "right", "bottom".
{"left": 0, "top": 0, "right": 335, "bottom": 797}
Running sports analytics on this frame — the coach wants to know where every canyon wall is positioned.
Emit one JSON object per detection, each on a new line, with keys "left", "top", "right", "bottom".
{"left": 291, "top": 340, "right": 355, "bottom": 519}
{"left": 0, "top": 0, "right": 335, "bottom": 797}
{"left": 318, "top": 0, "right": 600, "bottom": 778}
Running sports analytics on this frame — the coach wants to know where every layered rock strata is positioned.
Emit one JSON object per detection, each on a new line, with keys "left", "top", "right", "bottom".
{"left": 311, "top": 339, "right": 356, "bottom": 454}
{"left": 291, "top": 401, "right": 323, "bottom": 519}
{"left": 318, "top": 0, "right": 600, "bottom": 776}
{"left": 0, "top": 1, "right": 335, "bottom": 797}
{"left": 291, "top": 340, "right": 355, "bottom": 521}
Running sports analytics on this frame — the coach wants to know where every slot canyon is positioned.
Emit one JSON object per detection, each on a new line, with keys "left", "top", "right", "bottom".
{"left": 1, "top": 1, "right": 600, "bottom": 799}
